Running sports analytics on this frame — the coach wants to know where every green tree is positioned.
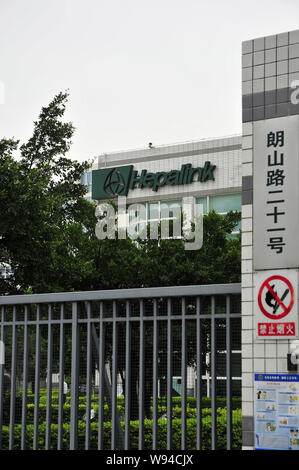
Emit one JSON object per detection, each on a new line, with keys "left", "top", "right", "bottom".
{"left": 0, "top": 92, "right": 93, "bottom": 294}
{"left": 136, "top": 210, "right": 241, "bottom": 287}
{"left": 0, "top": 91, "right": 141, "bottom": 394}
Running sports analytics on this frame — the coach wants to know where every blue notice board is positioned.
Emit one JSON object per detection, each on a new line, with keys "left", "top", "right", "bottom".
{"left": 255, "top": 373, "right": 299, "bottom": 450}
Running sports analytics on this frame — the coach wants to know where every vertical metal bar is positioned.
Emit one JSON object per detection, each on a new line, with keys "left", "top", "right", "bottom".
{"left": 85, "top": 301, "right": 92, "bottom": 450}
{"left": 196, "top": 297, "right": 202, "bottom": 450}
{"left": 21, "top": 305, "right": 29, "bottom": 450}
{"left": 9, "top": 306, "right": 17, "bottom": 450}
{"left": 33, "top": 305, "right": 41, "bottom": 450}
{"left": 98, "top": 302, "right": 104, "bottom": 450}
{"left": 58, "top": 304, "right": 65, "bottom": 450}
{"left": 226, "top": 295, "right": 232, "bottom": 450}
{"left": 167, "top": 298, "right": 173, "bottom": 450}
{"left": 181, "top": 297, "right": 187, "bottom": 450}
{"left": 152, "top": 299, "right": 158, "bottom": 451}
{"left": 0, "top": 306, "right": 6, "bottom": 449}
{"left": 111, "top": 301, "right": 118, "bottom": 450}
{"left": 138, "top": 300, "right": 144, "bottom": 450}
{"left": 124, "top": 301, "right": 131, "bottom": 450}
{"left": 70, "top": 301, "right": 80, "bottom": 450}
{"left": 211, "top": 296, "right": 217, "bottom": 450}
{"left": 45, "top": 304, "right": 53, "bottom": 450}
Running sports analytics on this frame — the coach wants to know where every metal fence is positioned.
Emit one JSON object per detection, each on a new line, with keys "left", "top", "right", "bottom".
{"left": 0, "top": 283, "right": 241, "bottom": 450}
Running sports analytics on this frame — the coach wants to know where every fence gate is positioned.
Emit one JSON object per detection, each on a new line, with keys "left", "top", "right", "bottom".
{"left": 0, "top": 284, "right": 241, "bottom": 450}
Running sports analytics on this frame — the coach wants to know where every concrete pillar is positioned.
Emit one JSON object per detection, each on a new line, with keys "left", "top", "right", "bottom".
{"left": 241, "top": 29, "right": 299, "bottom": 449}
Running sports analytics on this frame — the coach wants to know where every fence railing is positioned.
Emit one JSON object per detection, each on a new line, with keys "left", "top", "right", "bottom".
{"left": 0, "top": 283, "right": 241, "bottom": 450}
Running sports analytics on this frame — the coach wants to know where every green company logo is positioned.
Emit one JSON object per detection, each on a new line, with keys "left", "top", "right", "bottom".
{"left": 104, "top": 167, "right": 128, "bottom": 196}
{"left": 92, "top": 161, "right": 216, "bottom": 200}
{"left": 92, "top": 165, "right": 133, "bottom": 199}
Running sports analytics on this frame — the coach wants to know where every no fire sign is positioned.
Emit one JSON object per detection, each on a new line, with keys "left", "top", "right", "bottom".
{"left": 254, "top": 269, "right": 298, "bottom": 339}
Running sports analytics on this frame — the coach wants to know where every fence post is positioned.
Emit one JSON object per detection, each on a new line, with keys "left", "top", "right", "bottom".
{"left": 138, "top": 300, "right": 145, "bottom": 450}
{"left": 0, "top": 306, "right": 5, "bottom": 449}
{"left": 21, "top": 306, "right": 29, "bottom": 450}
{"left": 226, "top": 295, "right": 232, "bottom": 450}
{"left": 9, "top": 306, "right": 17, "bottom": 450}
{"left": 45, "top": 304, "right": 53, "bottom": 450}
{"left": 33, "top": 305, "right": 41, "bottom": 450}
{"left": 124, "top": 300, "right": 131, "bottom": 450}
{"left": 167, "top": 298, "right": 173, "bottom": 450}
{"left": 70, "top": 302, "right": 79, "bottom": 450}
{"left": 211, "top": 295, "right": 217, "bottom": 450}
{"left": 58, "top": 303, "right": 65, "bottom": 450}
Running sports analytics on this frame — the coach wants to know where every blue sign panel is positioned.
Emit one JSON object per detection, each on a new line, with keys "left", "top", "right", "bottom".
{"left": 255, "top": 373, "right": 299, "bottom": 450}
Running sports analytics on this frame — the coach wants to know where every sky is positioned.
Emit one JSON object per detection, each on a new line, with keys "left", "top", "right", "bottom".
{"left": 1, "top": 0, "right": 299, "bottom": 164}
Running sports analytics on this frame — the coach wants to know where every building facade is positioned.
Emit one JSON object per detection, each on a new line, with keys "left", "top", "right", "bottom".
{"left": 84, "top": 135, "right": 242, "bottom": 227}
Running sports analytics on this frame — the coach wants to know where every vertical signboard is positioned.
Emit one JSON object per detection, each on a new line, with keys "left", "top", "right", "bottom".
{"left": 255, "top": 374, "right": 299, "bottom": 450}
{"left": 253, "top": 115, "right": 299, "bottom": 270}
{"left": 254, "top": 269, "right": 298, "bottom": 339}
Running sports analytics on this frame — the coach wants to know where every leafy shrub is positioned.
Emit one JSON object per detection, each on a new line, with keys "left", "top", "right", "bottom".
{"left": 17, "top": 391, "right": 241, "bottom": 411}
{"left": 0, "top": 409, "right": 242, "bottom": 450}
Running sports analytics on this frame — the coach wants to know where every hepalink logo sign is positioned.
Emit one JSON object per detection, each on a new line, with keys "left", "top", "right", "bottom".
{"left": 103, "top": 166, "right": 132, "bottom": 197}
{"left": 92, "top": 161, "right": 216, "bottom": 200}
{"left": 92, "top": 165, "right": 133, "bottom": 199}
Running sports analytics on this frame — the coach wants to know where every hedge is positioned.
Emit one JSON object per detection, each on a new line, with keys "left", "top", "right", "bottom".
{"left": 16, "top": 391, "right": 241, "bottom": 410}
{"left": 2, "top": 400, "right": 238, "bottom": 426}
{"left": 0, "top": 409, "right": 242, "bottom": 450}
{"left": 19, "top": 404, "right": 234, "bottom": 425}
{"left": 2, "top": 392, "right": 241, "bottom": 428}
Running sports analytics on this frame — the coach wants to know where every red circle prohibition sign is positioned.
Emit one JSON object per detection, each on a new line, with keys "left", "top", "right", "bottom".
{"left": 258, "top": 275, "right": 294, "bottom": 320}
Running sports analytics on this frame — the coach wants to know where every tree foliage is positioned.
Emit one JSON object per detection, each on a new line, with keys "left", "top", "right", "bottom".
{"left": 0, "top": 92, "right": 98, "bottom": 294}
{"left": 135, "top": 210, "right": 241, "bottom": 287}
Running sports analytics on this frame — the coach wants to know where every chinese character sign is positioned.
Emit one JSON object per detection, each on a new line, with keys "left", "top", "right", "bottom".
{"left": 253, "top": 116, "right": 299, "bottom": 270}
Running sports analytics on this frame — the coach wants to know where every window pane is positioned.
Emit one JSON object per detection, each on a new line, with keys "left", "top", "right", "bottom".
{"left": 128, "top": 204, "right": 147, "bottom": 223}
{"left": 160, "top": 200, "right": 181, "bottom": 219}
{"left": 160, "top": 200, "right": 181, "bottom": 209}
{"left": 195, "top": 197, "right": 207, "bottom": 215}
{"left": 209, "top": 194, "right": 241, "bottom": 213}
{"left": 148, "top": 202, "right": 159, "bottom": 220}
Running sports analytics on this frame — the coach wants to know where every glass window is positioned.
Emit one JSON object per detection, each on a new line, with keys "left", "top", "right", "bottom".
{"left": 160, "top": 200, "right": 182, "bottom": 219}
{"left": 195, "top": 197, "right": 207, "bottom": 215}
{"left": 128, "top": 204, "right": 147, "bottom": 223}
{"left": 209, "top": 194, "right": 241, "bottom": 214}
{"left": 82, "top": 172, "right": 92, "bottom": 192}
{"left": 126, "top": 200, "right": 182, "bottom": 240}
{"left": 195, "top": 194, "right": 241, "bottom": 235}
{"left": 148, "top": 202, "right": 159, "bottom": 221}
